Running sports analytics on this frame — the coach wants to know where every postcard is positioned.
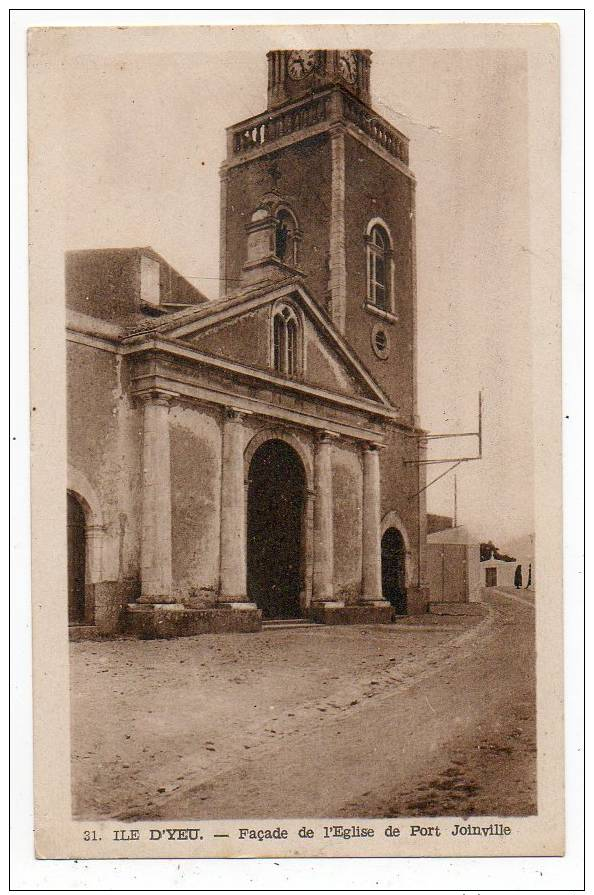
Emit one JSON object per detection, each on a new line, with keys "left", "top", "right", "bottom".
{"left": 28, "top": 22, "right": 564, "bottom": 859}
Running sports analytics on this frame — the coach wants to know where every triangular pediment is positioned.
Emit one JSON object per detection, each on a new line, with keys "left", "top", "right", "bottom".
{"left": 135, "top": 281, "right": 392, "bottom": 407}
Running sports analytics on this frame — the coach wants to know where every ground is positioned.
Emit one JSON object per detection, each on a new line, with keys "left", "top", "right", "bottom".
{"left": 70, "top": 588, "right": 535, "bottom": 820}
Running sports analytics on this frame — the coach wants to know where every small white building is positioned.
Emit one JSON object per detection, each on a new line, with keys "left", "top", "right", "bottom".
{"left": 481, "top": 534, "right": 535, "bottom": 590}
{"left": 481, "top": 558, "right": 518, "bottom": 588}
{"left": 481, "top": 547, "right": 534, "bottom": 590}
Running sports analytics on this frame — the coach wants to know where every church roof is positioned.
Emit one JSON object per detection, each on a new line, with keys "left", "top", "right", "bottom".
{"left": 65, "top": 246, "right": 210, "bottom": 327}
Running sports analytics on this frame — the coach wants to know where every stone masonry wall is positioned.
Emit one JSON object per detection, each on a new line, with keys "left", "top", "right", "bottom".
{"left": 331, "top": 441, "right": 364, "bottom": 602}
{"left": 343, "top": 133, "right": 415, "bottom": 421}
{"left": 67, "top": 340, "right": 142, "bottom": 631}
{"left": 223, "top": 134, "right": 332, "bottom": 304}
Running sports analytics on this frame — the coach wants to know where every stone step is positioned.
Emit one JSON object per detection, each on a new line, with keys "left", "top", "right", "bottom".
{"left": 262, "top": 617, "right": 310, "bottom": 625}
{"left": 126, "top": 602, "right": 185, "bottom": 612}
{"left": 262, "top": 618, "right": 321, "bottom": 630}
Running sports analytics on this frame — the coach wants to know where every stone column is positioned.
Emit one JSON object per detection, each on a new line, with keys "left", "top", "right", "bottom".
{"left": 301, "top": 490, "right": 315, "bottom": 611}
{"left": 312, "top": 433, "right": 335, "bottom": 604}
{"left": 219, "top": 408, "right": 250, "bottom": 605}
{"left": 139, "top": 391, "right": 174, "bottom": 603}
{"left": 360, "top": 442, "right": 385, "bottom": 603}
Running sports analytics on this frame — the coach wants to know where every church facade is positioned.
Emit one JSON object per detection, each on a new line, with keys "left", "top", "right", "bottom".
{"left": 66, "top": 49, "right": 430, "bottom": 638}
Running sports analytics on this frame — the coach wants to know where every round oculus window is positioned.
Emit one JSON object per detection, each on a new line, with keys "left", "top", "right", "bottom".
{"left": 371, "top": 324, "right": 390, "bottom": 359}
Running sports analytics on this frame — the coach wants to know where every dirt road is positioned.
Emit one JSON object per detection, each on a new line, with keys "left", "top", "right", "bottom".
{"left": 70, "top": 590, "right": 535, "bottom": 819}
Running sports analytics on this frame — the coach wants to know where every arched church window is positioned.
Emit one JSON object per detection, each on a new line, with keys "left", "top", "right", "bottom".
{"left": 272, "top": 304, "right": 301, "bottom": 376}
{"left": 368, "top": 224, "right": 389, "bottom": 310}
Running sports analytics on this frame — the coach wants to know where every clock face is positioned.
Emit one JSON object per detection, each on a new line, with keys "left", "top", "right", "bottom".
{"left": 338, "top": 50, "right": 358, "bottom": 84}
{"left": 287, "top": 50, "right": 316, "bottom": 81}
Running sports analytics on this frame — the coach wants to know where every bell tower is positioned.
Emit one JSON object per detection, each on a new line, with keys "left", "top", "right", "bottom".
{"left": 219, "top": 49, "right": 417, "bottom": 422}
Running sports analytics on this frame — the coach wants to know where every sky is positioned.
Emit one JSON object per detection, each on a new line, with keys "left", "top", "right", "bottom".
{"left": 33, "top": 24, "right": 543, "bottom": 545}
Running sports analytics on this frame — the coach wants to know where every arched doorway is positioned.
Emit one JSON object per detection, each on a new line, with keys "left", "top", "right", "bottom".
{"left": 381, "top": 527, "right": 407, "bottom": 615}
{"left": 68, "top": 491, "right": 87, "bottom": 624}
{"left": 247, "top": 439, "right": 305, "bottom": 619}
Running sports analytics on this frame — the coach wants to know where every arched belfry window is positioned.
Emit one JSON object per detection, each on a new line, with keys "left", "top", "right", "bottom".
{"left": 243, "top": 199, "right": 302, "bottom": 286}
{"left": 272, "top": 303, "right": 301, "bottom": 377}
{"left": 366, "top": 219, "right": 395, "bottom": 318}
{"left": 274, "top": 207, "right": 299, "bottom": 267}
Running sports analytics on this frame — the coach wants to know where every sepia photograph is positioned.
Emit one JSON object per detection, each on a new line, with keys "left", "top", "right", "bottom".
{"left": 25, "top": 20, "right": 567, "bottom": 861}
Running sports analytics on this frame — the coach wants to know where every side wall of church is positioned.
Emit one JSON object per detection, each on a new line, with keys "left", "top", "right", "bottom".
{"left": 67, "top": 340, "right": 142, "bottom": 631}
{"left": 380, "top": 423, "right": 428, "bottom": 612}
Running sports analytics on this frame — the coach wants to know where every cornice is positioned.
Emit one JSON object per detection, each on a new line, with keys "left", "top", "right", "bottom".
{"left": 131, "top": 370, "right": 386, "bottom": 446}
{"left": 344, "top": 123, "right": 415, "bottom": 181}
{"left": 66, "top": 308, "right": 125, "bottom": 342}
{"left": 125, "top": 335, "right": 399, "bottom": 422}
{"left": 67, "top": 329, "right": 121, "bottom": 355}
{"left": 221, "top": 118, "right": 415, "bottom": 182}
{"left": 220, "top": 120, "right": 332, "bottom": 175}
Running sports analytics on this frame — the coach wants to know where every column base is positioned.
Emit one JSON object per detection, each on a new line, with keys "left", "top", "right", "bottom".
{"left": 308, "top": 601, "right": 392, "bottom": 626}
{"left": 125, "top": 602, "right": 262, "bottom": 638}
{"left": 217, "top": 601, "right": 259, "bottom": 611}
{"left": 138, "top": 593, "right": 178, "bottom": 605}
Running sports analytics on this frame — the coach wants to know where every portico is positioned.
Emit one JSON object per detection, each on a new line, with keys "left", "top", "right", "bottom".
{"left": 129, "top": 325, "right": 393, "bottom": 632}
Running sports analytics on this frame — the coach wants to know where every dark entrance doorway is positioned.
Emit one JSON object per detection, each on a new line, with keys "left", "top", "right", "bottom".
{"left": 381, "top": 527, "right": 407, "bottom": 615}
{"left": 247, "top": 440, "right": 305, "bottom": 619}
{"left": 68, "top": 491, "right": 87, "bottom": 624}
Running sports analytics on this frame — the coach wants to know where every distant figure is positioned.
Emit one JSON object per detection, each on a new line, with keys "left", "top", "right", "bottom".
{"left": 525, "top": 563, "right": 532, "bottom": 589}
{"left": 514, "top": 564, "right": 523, "bottom": 589}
